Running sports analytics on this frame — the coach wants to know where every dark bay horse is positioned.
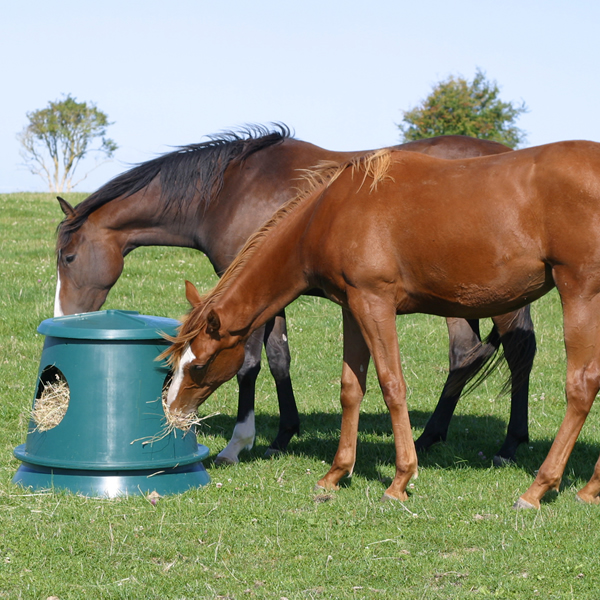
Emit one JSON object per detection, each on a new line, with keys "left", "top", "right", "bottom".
{"left": 54, "top": 126, "right": 534, "bottom": 465}
{"left": 164, "top": 140, "right": 600, "bottom": 508}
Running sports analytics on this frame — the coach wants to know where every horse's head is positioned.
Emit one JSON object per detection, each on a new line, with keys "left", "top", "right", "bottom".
{"left": 54, "top": 197, "right": 125, "bottom": 316}
{"left": 165, "top": 281, "right": 247, "bottom": 417}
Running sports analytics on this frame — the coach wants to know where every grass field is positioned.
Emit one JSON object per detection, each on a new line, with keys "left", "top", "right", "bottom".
{"left": 1, "top": 192, "right": 600, "bottom": 599}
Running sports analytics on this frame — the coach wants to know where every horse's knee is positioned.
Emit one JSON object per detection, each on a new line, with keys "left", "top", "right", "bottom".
{"left": 561, "top": 362, "right": 600, "bottom": 427}
{"left": 237, "top": 345, "right": 262, "bottom": 382}
{"left": 268, "top": 355, "right": 290, "bottom": 381}
{"left": 339, "top": 379, "right": 364, "bottom": 410}
{"left": 379, "top": 380, "right": 406, "bottom": 408}
{"left": 265, "top": 337, "right": 291, "bottom": 381}
{"left": 237, "top": 327, "right": 264, "bottom": 382}
{"left": 565, "top": 371, "right": 600, "bottom": 416}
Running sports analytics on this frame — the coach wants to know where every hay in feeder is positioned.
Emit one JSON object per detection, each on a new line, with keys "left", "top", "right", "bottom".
{"left": 32, "top": 374, "right": 70, "bottom": 431}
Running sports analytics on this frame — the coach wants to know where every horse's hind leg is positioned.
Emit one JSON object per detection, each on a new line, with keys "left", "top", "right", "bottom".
{"left": 214, "top": 325, "right": 264, "bottom": 465}
{"left": 518, "top": 284, "right": 600, "bottom": 509}
{"left": 492, "top": 306, "right": 536, "bottom": 465}
{"left": 316, "top": 309, "right": 370, "bottom": 491}
{"left": 263, "top": 310, "right": 300, "bottom": 456}
{"left": 415, "top": 309, "right": 535, "bottom": 465}
{"left": 415, "top": 318, "right": 489, "bottom": 451}
{"left": 576, "top": 455, "right": 600, "bottom": 504}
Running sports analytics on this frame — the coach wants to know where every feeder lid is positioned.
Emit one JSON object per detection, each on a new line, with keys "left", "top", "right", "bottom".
{"left": 38, "top": 310, "right": 180, "bottom": 340}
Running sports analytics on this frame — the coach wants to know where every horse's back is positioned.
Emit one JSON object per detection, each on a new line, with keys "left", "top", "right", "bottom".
{"left": 396, "top": 135, "right": 511, "bottom": 158}
{"left": 305, "top": 141, "right": 600, "bottom": 318}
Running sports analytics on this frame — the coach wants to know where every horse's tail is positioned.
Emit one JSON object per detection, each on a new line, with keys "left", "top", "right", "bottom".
{"left": 453, "top": 317, "right": 536, "bottom": 398}
{"left": 453, "top": 326, "right": 504, "bottom": 397}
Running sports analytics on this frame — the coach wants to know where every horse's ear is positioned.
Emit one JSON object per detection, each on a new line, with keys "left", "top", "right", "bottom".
{"left": 185, "top": 280, "right": 203, "bottom": 307}
{"left": 206, "top": 309, "right": 221, "bottom": 335}
{"left": 57, "top": 196, "right": 75, "bottom": 218}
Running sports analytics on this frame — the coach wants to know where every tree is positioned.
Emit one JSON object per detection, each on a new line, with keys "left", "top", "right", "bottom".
{"left": 398, "top": 69, "right": 528, "bottom": 148}
{"left": 18, "top": 94, "right": 118, "bottom": 192}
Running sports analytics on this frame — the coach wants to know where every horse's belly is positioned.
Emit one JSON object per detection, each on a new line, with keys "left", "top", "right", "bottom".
{"left": 400, "top": 258, "right": 552, "bottom": 318}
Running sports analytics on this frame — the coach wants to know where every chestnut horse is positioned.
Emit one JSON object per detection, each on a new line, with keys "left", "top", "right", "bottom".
{"left": 55, "top": 126, "right": 534, "bottom": 465}
{"left": 164, "top": 141, "right": 600, "bottom": 508}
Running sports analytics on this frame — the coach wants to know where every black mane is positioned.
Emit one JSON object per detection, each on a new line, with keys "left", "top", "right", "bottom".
{"left": 57, "top": 123, "right": 292, "bottom": 250}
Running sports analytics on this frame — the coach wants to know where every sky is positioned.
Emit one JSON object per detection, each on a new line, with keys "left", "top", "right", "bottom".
{"left": 2, "top": 0, "right": 600, "bottom": 193}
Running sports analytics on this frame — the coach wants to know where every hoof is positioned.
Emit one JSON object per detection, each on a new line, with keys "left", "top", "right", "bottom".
{"left": 575, "top": 493, "right": 600, "bottom": 505}
{"left": 493, "top": 455, "right": 515, "bottom": 468}
{"left": 381, "top": 493, "right": 398, "bottom": 502}
{"left": 314, "top": 482, "right": 339, "bottom": 492}
{"left": 264, "top": 448, "right": 283, "bottom": 459}
{"left": 214, "top": 454, "right": 239, "bottom": 466}
{"left": 381, "top": 491, "right": 409, "bottom": 502}
{"left": 414, "top": 433, "right": 444, "bottom": 453}
{"left": 512, "top": 497, "right": 538, "bottom": 510}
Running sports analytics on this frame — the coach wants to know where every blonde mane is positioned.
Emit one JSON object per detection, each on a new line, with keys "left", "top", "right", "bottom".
{"left": 161, "top": 148, "right": 394, "bottom": 366}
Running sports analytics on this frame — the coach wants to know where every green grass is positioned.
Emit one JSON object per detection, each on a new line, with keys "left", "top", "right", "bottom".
{"left": 1, "top": 192, "right": 600, "bottom": 599}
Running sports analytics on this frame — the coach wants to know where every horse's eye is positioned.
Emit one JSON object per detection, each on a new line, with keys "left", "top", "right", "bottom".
{"left": 64, "top": 254, "right": 76, "bottom": 265}
{"left": 188, "top": 363, "right": 207, "bottom": 383}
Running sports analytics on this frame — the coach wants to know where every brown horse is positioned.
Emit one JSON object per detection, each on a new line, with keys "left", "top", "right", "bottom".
{"left": 54, "top": 126, "right": 534, "bottom": 465}
{"left": 164, "top": 140, "right": 600, "bottom": 508}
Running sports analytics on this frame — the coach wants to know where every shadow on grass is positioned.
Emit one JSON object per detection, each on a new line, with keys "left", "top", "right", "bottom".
{"left": 199, "top": 409, "right": 600, "bottom": 489}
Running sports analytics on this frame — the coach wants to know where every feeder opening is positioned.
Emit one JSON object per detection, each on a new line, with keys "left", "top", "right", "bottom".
{"left": 32, "top": 366, "right": 70, "bottom": 431}
{"left": 161, "top": 371, "right": 172, "bottom": 409}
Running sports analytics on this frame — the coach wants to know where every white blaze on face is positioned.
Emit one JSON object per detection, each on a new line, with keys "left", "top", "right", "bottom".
{"left": 166, "top": 345, "right": 196, "bottom": 407}
{"left": 54, "top": 270, "right": 64, "bottom": 317}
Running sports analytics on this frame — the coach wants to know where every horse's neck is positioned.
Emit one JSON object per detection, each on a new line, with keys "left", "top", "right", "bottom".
{"left": 215, "top": 204, "right": 313, "bottom": 335}
{"left": 92, "top": 142, "right": 371, "bottom": 262}
{"left": 92, "top": 192, "right": 204, "bottom": 253}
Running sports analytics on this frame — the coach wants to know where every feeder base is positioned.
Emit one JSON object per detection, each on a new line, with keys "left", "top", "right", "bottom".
{"left": 12, "top": 444, "right": 211, "bottom": 497}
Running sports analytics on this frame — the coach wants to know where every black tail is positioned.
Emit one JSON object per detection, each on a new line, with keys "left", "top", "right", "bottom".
{"left": 445, "top": 325, "right": 503, "bottom": 398}
{"left": 455, "top": 315, "right": 536, "bottom": 398}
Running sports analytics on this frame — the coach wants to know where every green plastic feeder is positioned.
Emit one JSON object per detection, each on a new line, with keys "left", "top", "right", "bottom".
{"left": 12, "top": 310, "right": 210, "bottom": 497}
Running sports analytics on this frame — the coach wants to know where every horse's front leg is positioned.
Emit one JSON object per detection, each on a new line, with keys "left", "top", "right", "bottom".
{"left": 349, "top": 293, "right": 417, "bottom": 501}
{"left": 263, "top": 310, "right": 300, "bottom": 456}
{"left": 214, "top": 326, "right": 264, "bottom": 465}
{"left": 316, "top": 309, "right": 370, "bottom": 491}
{"left": 517, "top": 281, "right": 600, "bottom": 508}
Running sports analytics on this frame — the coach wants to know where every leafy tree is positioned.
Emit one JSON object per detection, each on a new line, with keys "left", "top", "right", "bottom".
{"left": 18, "top": 94, "right": 118, "bottom": 192}
{"left": 398, "top": 69, "right": 528, "bottom": 148}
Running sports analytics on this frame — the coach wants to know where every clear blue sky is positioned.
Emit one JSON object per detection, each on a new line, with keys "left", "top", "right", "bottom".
{"left": 2, "top": 0, "right": 600, "bottom": 193}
